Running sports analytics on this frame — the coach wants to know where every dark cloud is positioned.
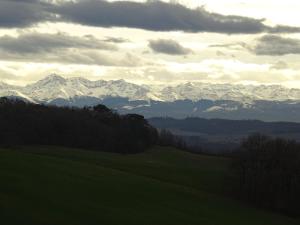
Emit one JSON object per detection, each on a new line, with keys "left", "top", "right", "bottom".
{"left": 211, "top": 35, "right": 300, "bottom": 56}
{"left": 0, "top": 32, "right": 145, "bottom": 66}
{"left": 0, "top": 33, "right": 147, "bottom": 67}
{"left": 50, "top": 0, "right": 300, "bottom": 34}
{"left": 268, "top": 25, "right": 300, "bottom": 33}
{"left": 1, "top": 0, "right": 300, "bottom": 34}
{"left": 0, "top": 32, "right": 117, "bottom": 54}
{"left": 149, "top": 39, "right": 192, "bottom": 55}
{"left": 51, "top": 1, "right": 260, "bottom": 33}
{"left": 253, "top": 35, "right": 300, "bottom": 56}
{"left": 0, "top": 48, "right": 144, "bottom": 67}
{"left": 0, "top": 0, "right": 53, "bottom": 28}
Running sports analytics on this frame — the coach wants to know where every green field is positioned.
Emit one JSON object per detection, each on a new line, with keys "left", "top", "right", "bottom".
{"left": 0, "top": 146, "right": 299, "bottom": 225}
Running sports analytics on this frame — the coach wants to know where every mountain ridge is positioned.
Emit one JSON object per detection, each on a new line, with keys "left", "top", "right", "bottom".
{"left": 1, "top": 74, "right": 300, "bottom": 122}
{"left": 1, "top": 74, "right": 300, "bottom": 103}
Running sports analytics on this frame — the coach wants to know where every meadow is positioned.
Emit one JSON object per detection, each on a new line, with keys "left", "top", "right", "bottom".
{"left": 0, "top": 146, "right": 299, "bottom": 225}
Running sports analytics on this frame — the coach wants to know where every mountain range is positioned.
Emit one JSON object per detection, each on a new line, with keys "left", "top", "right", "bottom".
{"left": 1, "top": 74, "right": 300, "bottom": 102}
{"left": 1, "top": 74, "right": 300, "bottom": 122}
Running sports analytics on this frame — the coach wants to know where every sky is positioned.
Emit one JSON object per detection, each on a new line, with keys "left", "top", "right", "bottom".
{"left": 0, "top": 0, "right": 300, "bottom": 88}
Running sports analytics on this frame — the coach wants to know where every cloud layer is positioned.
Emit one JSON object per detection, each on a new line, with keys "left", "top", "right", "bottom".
{"left": 210, "top": 35, "right": 300, "bottom": 56}
{"left": 52, "top": 0, "right": 300, "bottom": 34}
{"left": 0, "top": 32, "right": 144, "bottom": 66}
{"left": 1, "top": 0, "right": 300, "bottom": 34}
{"left": 0, "top": 1, "right": 299, "bottom": 88}
{"left": 254, "top": 35, "right": 300, "bottom": 56}
{"left": 0, "top": 32, "right": 116, "bottom": 54}
{"left": 0, "top": 0, "right": 53, "bottom": 28}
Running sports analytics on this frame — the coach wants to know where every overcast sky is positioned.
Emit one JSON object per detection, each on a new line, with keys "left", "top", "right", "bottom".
{"left": 0, "top": 0, "right": 300, "bottom": 88}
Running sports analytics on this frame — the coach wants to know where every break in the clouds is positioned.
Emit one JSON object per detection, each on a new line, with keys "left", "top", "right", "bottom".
{"left": 149, "top": 39, "right": 192, "bottom": 55}
{"left": 253, "top": 35, "right": 300, "bottom": 56}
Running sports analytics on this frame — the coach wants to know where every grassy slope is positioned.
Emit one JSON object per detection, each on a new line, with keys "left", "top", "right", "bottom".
{"left": 0, "top": 146, "right": 298, "bottom": 225}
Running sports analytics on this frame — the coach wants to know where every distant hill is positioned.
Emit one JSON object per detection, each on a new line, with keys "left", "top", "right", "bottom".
{"left": 148, "top": 117, "right": 300, "bottom": 152}
{"left": 148, "top": 117, "right": 300, "bottom": 135}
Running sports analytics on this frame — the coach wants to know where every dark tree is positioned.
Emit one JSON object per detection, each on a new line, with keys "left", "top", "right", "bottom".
{"left": 232, "top": 133, "right": 300, "bottom": 216}
{"left": 0, "top": 97, "right": 158, "bottom": 153}
{"left": 158, "top": 129, "right": 187, "bottom": 150}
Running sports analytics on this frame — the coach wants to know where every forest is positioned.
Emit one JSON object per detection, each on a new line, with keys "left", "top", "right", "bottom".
{"left": 0, "top": 97, "right": 158, "bottom": 153}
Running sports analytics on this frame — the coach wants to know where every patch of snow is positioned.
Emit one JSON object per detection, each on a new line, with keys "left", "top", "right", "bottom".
{"left": 204, "top": 106, "right": 223, "bottom": 112}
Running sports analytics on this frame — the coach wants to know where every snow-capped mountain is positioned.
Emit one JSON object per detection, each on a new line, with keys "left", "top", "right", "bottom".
{"left": 12, "top": 74, "right": 151, "bottom": 102}
{"left": 158, "top": 82, "right": 300, "bottom": 102}
{"left": 1, "top": 74, "right": 300, "bottom": 103}
{"left": 1, "top": 74, "right": 300, "bottom": 122}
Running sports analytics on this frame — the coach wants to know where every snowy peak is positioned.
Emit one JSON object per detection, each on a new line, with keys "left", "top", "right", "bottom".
{"left": 32, "top": 74, "right": 67, "bottom": 87}
{"left": 18, "top": 75, "right": 152, "bottom": 101}
{"left": 0, "top": 74, "right": 300, "bottom": 103}
{"left": 158, "top": 82, "right": 300, "bottom": 102}
{"left": 68, "top": 77, "right": 92, "bottom": 86}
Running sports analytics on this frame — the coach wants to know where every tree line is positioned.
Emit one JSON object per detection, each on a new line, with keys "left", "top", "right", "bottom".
{"left": 232, "top": 134, "right": 300, "bottom": 216}
{"left": 157, "top": 129, "right": 189, "bottom": 150}
{"left": 0, "top": 98, "right": 158, "bottom": 153}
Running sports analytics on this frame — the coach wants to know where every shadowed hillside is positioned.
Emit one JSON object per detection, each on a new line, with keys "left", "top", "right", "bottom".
{"left": 0, "top": 146, "right": 299, "bottom": 225}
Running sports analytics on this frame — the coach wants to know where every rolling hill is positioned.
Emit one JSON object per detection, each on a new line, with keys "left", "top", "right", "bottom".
{"left": 0, "top": 146, "right": 299, "bottom": 225}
